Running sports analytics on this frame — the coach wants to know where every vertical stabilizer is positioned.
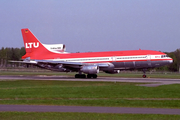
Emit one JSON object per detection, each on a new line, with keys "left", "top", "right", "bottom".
{"left": 21, "top": 28, "right": 48, "bottom": 59}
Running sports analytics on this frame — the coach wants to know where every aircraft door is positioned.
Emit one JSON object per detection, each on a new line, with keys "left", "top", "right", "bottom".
{"left": 147, "top": 55, "right": 151, "bottom": 67}
{"left": 111, "top": 56, "right": 116, "bottom": 62}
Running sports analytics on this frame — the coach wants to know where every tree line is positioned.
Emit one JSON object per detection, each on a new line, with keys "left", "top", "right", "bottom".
{"left": 0, "top": 47, "right": 25, "bottom": 67}
{"left": 0, "top": 47, "right": 179, "bottom": 72}
{"left": 165, "top": 49, "right": 180, "bottom": 72}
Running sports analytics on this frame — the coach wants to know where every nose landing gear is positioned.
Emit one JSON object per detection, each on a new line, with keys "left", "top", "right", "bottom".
{"left": 87, "top": 74, "right": 97, "bottom": 79}
{"left": 142, "top": 74, "right": 147, "bottom": 78}
{"left": 142, "top": 69, "right": 147, "bottom": 78}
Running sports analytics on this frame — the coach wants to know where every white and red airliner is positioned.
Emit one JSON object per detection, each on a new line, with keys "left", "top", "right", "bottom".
{"left": 18, "top": 28, "right": 173, "bottom": 78}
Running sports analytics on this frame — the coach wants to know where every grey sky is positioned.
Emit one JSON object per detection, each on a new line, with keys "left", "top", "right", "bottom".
{"left": 0, "top": 0, "right": 180, "bottom": 52}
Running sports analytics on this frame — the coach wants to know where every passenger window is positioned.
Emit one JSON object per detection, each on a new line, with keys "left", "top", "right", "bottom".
{"left": 161, "top": 55, "right": 168, "bottom": 58}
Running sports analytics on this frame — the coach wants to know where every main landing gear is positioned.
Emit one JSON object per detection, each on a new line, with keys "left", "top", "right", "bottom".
{"left": 87, "top": 74, "right": 97, "bottom": 79}
{"left": 75, "top": 74, "right": 97, "bottom": 79}
{"left": 75, "top": 74, "right": 86, "bottom": 78}
{"left": 142, "top": 69, "right": 147, "bottom": 78}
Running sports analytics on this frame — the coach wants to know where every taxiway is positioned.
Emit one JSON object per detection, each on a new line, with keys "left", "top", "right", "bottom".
{"left": 0, "top": 104, "right": 180, "bottom": 115}
{"left": 0, "top": 75, "right": 180, "bottom": 87}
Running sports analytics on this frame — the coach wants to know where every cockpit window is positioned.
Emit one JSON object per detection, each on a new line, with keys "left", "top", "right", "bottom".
{"left": 161, "top": 55, "right": 168, "bottom": 58}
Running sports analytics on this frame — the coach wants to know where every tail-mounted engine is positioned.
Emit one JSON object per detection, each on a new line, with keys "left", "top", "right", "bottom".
{"left": 81, "top": 65, "right": 99, "bottom": 74}
{"left": 43, "top": 44, "right": 66, "bottom": 53}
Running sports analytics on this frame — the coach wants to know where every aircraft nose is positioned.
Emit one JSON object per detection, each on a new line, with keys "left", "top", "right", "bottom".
{"left": 169, "top": 58, "right": 173, "bottom": 63}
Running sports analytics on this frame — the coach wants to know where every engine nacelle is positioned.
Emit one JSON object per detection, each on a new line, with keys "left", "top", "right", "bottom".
{"left": 104, "top": 70, "right": 120, "bottom": 74}
{"left": 81, "top": 65, "right": 99, "bottom": 74}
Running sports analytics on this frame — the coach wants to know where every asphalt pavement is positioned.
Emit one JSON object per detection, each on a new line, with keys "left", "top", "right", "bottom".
{"left": 0, "top": 105, "right": 180, "bottom": 115}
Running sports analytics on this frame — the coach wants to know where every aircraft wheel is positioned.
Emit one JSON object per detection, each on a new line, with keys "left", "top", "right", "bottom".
{"left": 75, "top": 74, "right": 79, "bottom": 78}
{"left": 75, "top": 74, "right": 86, "bottom": 78}
{"left": 87, "top": 74, "right": 97, "bottom": 79}
{"left": 92, "top": 74, "right": 97, "bottom": 79}
{"left": 87, "top": 74, "right": 91, "bottom": 78}
{"left": 142, "top": 75, "right": 147, "bottom": 78}
{"left": 81, "top": 74, "right": 86, "bottom": 78}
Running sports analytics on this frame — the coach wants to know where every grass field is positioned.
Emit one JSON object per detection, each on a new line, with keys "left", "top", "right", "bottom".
{"left": 0, "top": 112, "right": 180, "bottom": 120}
{"left": 0, "top": 80, "right": 180, "bottom": 108}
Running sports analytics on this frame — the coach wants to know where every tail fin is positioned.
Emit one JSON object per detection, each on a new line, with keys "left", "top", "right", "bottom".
{"left": 21, "top": 28, "right": 48, "bottom": 59}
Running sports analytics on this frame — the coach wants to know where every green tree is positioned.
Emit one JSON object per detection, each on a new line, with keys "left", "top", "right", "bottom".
{"left": 20, "top": 47, "right": 26, "bottom": 59}
{"left": 167, "top": 52, "right": 177, "bottom": 71}
{"left": 174, "top": 49, "right": 180, "bottom": 72}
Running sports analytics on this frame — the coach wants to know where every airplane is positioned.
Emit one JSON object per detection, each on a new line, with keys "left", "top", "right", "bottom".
{"left": 14, "top": 28, "right": 173, "bottom": 78}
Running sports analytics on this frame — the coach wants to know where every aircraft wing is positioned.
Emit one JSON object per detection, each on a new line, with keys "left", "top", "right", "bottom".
{"left": 36, "top": 60, "right": 83, "bottom": 66}
{"left": 9, "top": 60, "right": 37, "bottom": 64}
{"left": 36, "top": 60, "right": 110, "bottom": 68}
{"left": 35, "top": 60, "right": 116, "bottom": 73}
{"left": 10, "top": 58, "right": 112, "bottom": 73}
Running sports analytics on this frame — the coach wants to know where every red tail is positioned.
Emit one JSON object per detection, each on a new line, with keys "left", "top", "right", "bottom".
{"left": 21, "top": 28, "right": 49, "bottom": 60}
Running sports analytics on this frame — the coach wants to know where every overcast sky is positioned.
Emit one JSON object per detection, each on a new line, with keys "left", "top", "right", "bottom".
{"left": 0, "top": 0, "right": 180, "bottom": 52}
